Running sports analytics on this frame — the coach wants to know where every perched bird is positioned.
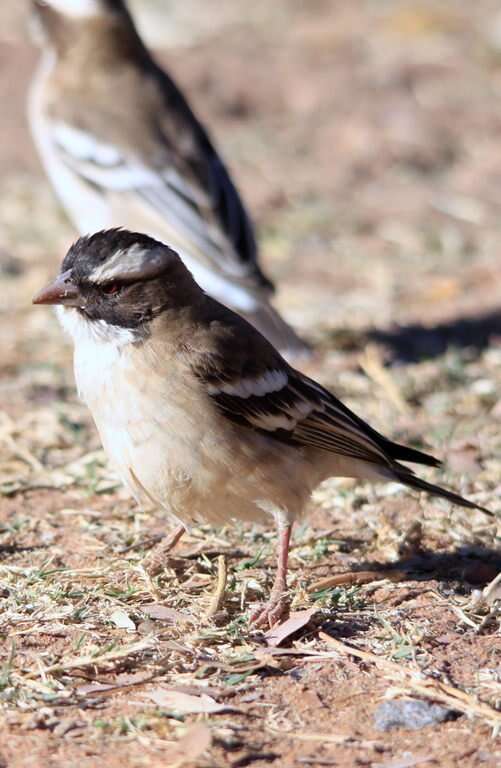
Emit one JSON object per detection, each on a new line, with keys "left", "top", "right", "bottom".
{"left": 28, "top": 0, "right": 308, "bottom": 357}
{"left": 33, "top": 229, "right": 492, "bottom": 627}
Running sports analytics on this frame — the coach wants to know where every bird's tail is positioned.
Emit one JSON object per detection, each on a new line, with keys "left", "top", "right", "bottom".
{"left": 391, "top": 465, "right": 492, "bottom": 515}
{"left": 245, "top": 302, "right": 311, "bottom": 362}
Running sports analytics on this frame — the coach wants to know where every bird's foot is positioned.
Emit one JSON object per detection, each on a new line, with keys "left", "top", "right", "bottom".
{"left": 250, "top": 589, "right": 290, "bottom": 629}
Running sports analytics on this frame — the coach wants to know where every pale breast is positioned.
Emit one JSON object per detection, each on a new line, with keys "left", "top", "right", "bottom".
{"left": 64, "top": 317, "right": 314, "bottom": 529}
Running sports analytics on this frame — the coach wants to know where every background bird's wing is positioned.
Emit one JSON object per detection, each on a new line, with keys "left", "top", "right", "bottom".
{"left": 48, "top": 115, "right": 271, "bottom": 295}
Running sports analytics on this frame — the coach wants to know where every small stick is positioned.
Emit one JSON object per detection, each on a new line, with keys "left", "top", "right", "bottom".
{"left": 23, "top": 637, "right": 155, "bottom": 679}
{"left": 308, "top": 569, "right": 406, "bottom": 593}
{"left": 142, "top": 525, "right": 185, "bottom": 576}
{"left": 359, "top": 344, "right": 409, "bottom": 415}
{"left": 267, "top": 726, "right": 381, "bottom": 750}
{"left": 206, "top": 555, "right": 227, "bottom": 618}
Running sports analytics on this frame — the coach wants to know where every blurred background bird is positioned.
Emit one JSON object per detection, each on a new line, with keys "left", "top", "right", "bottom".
{"left": 27, "top": 0, "right": 309, "bottom": 357}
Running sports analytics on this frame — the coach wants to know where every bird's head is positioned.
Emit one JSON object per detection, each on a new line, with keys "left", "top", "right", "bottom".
{"left": 33, "top": 229, "right": 199, "bottom": 346}
{"left": 30, "top": 0, "right": 133, "bottom": 52}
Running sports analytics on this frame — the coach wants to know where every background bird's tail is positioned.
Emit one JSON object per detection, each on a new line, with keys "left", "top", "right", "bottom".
{"left": 245, "top": 302, "right": 311, "bottom": 361}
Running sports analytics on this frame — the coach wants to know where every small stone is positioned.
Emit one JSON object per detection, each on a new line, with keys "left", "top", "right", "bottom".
{"left": 374, "top": 698, "right": 456, "bottom": 731}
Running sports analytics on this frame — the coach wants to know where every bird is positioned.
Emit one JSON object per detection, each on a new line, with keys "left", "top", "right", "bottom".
{"left": 27, "top": 0, "right": 308, "bottom": 358}
{"left": 32, "top": 229, "right": 493, "bottom": 627}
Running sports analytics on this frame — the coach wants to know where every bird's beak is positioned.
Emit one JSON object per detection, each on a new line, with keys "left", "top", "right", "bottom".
{"left": 32, "top": 269, "right": 82, "bottom": 307}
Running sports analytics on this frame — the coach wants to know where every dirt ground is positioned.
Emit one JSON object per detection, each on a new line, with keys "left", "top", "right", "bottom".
{"left": 0, "top": 1, "right": 500, "bottom": 767}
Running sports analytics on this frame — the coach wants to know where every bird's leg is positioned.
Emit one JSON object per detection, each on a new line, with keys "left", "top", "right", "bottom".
{"left": 251, "top": 522, "right": 292, "bottom": 628}
{"left": 143, "top": 524, "right": 185, "bottom": 575}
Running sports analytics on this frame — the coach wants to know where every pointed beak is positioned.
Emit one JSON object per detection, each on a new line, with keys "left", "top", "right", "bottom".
{"left": 32, "top": 269, "right": 82, "bottom": 307}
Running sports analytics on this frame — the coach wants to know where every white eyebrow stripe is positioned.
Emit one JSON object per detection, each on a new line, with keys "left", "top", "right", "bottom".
{"left": 88, "top": 243, "right": 150, "bottom": 283}
{"left": 207, "top": 370, "right": 289, "bottom": 398}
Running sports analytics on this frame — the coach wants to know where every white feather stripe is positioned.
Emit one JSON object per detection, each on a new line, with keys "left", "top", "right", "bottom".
{"left": 64, "top": 155, "right": 160, "bottom": 191}
{"left": 54, "top": 122, "right": 122, "bottom": 166}
{"left": 207, "top": 370, "right": 289, "bottom": 398}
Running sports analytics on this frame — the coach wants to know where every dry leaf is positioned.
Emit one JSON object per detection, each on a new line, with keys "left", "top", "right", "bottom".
{"left": 142, "top": 604, "right": 192, "bottom": 622}
{"left": 146, "top": 687, "right": 235, "bottom": 714}
{"left": 265, "top": 608, "right": 317, "bottom": 647}
{"left": 163, "top": 723, "right": 212, "bottom": 767}
{"left": 76, "top": 672, "right": 152, "bottom": 697}
{"left": 109, "top": 609, "right": 136, "bottom": 631}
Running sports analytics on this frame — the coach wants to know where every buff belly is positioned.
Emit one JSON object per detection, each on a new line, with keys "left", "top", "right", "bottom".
{"left": 68, "top": 318, "right": 313, "bottom": 528}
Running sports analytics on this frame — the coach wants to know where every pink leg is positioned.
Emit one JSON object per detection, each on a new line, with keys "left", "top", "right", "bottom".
{"left": 143, "top": 524, "right": 185, "bottom": 575}
{"left": 251, "top": 523, "right": 292, "bottom": 628}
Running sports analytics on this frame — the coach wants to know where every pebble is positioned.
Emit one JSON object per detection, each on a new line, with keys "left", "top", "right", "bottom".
{"left": 374, "top": 699, "right": 455, "bottom": 731}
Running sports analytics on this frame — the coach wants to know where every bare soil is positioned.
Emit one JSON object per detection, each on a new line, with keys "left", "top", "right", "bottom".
{"left": 0, "top": 2, "right": 500, "bottom": 767}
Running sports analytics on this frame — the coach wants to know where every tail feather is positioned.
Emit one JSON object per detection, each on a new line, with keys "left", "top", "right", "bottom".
{"left": 384, "top": 440, "right": 441, "bottom": 468}
{"left": 245, "top": 303, "right": 311, "bottom": 361}
{"left": 394, "top": 467, "right": 492, "bottom": 515}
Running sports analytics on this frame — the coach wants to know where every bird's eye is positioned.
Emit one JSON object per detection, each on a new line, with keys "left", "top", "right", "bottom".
{"left": 101, "top": 282, "right": 122, "bottom": 296}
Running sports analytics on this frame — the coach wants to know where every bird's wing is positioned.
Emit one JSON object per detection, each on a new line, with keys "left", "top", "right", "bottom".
{"left": 47, "top": 117, "right": 270, "bottom": 297}
{"left": 210, "top": 368, "right": 393, "bottom": 464}
{"left": 192, "top": 312, "right": 491, "bottom": 515}
{"left": 192, "top": 317, "right": 419, "bottom": 467}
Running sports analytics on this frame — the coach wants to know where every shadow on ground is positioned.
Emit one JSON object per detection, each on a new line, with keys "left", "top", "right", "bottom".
{"left": 356, "top": 543, "right": 501, "bottom": 591}
{"left": 369, "top": 309, "right": 501, "bottom": 364}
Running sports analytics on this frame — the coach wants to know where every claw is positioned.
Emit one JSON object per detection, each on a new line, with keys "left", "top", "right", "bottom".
{"left": 250, "top": 591, "right": 290, "bottom": 629}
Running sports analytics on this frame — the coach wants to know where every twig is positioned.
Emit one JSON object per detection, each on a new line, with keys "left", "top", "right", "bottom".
{"left": 22, "top": 637, "right": 155, "bottom": 679}
{"left": 206, "top": 555, "right": 227, "bottom": 618}
{"left": 267, "top": 726, "right": 381, "bottom": 750}
{"left": 308, "top": 569, "right": 406, "bottom": 593}
{"left": 359, "top": 344, "right": 409, "bottom": 415}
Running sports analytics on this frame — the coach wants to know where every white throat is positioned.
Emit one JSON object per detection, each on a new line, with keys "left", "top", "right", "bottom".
{"left": 56, "top": 305, "right": 138, "bottom": 348}
{"left": 56, "top": 306, "right": 140, "bottom": 405}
